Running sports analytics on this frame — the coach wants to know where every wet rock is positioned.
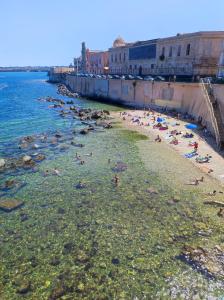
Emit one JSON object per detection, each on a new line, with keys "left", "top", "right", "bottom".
{"left": 20, "top": 213, "right": 29, "bottom": 222}
{"left": 75, "top": 181, "right": 86, "bottom": 189}
{"left": 76, "top": 250, "right": 89, "bottom": 263}
{"left": 4, "top": 179, "right": 16, "bottom": 189}
{"left": 32, "top": 143, "right": 40, "bottom": 149}
{"left": 23, "top": 136, "right": 35, "bottom": 143}
{"left": 22, "top": 155, "right": 32, "bottom": 163}
{"left": 63, "top": 242, "right": 75, "bottom": 254}
{"left": 111, "top": 258, "right": 120, "bottom": 265}
{"left": 80, "top": 128, "right": 89, "bottom": 135}
{"left": 34, "top": 154, "right": 46, "bottom": 162}
{"left": 0, "top": 199, "right": 24, "bottom": 212}
{"left": 146, "top": 187, "right": 159, "bottom": 195}
{"left": 16, "top": 279, "right": 31, "bottom": 294}
{"left": 0, "top": 159, "right": 6, "bottom": 168}
{"left": 180, "top": 245, "right": 224, "bottom": 279}
{"left": 30, "top": 256, "right": 38, "bottom": 267}
{"left": 112, "top": 162, "right": 128, "bottom": 172}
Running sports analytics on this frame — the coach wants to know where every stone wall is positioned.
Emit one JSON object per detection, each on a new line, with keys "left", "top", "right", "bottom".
{"left": 66, "top": 75, "right": 224, "bottom": 135}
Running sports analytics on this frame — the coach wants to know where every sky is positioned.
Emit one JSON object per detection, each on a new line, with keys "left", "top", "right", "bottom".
{"left": 0, "top": 0, "right": 224, "bottom": 67}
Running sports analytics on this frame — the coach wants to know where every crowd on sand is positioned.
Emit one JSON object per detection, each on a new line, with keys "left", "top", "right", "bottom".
{"left": 119, "top": 108, "right": 224, "bottom": 185}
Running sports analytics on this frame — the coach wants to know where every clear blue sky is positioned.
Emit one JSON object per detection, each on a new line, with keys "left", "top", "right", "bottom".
{"left": 0, "top": 0, "right": 224, "bottom": 66}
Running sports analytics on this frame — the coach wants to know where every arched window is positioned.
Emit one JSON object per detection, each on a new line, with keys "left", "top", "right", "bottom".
{"left": 123, "top": 53, "right": 126, "bottom": 62}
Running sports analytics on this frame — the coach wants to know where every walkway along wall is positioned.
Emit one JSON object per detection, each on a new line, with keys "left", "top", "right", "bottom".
{"left": 66, "top": 75, "right": 224, "bottom": 136}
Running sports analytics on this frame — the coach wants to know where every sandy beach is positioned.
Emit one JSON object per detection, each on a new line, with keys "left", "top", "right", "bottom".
{"left": 115, "top": 108, "right": 224, "bottom": 186}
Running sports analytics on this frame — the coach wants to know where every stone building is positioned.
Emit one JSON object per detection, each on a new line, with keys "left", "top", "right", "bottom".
{"left": 108, "top": 32, "right": 224, "bottom": 77}
{"left": 79, "top": 42, "right": 109, "bottom": 74}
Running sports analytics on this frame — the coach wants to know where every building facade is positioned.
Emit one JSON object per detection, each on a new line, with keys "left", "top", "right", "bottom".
{"left": 108, "top": 32, "right": 224, "bottom": 77}
{"left": 78, "top": 42, "right": 109, "bottom": 74}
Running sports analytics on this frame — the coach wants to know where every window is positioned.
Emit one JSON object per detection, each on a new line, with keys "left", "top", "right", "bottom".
{"left": 115, "top": 54, "right": 117, "bottom": 63}
{"left": 111, "top": 55, "right": 113, "bottom": 63}
{"left": 123, "top": 53, "right": 126, "bottom": 62}
{"left": 162, "top": 47, "right": 165, "bottom": 56}
{"left": 129, "top": 65, "right": 132, "bottom": 70}
{"left": 119, "top": 53, "right": 121, "bottom": 62}
{"left": 177, "top": 45, "right": 181, "bottom": 56}
{"left": 151, "top": 64, "right": 154, "bottom": 69}
{"left": 169, "top": 46, "right": 172, "bottom": 57}
{"left": 135, "top": 65, "right": 137, "bottom": 69}
{"left": 186, "top": 44, "right": 191, "bottom": 56}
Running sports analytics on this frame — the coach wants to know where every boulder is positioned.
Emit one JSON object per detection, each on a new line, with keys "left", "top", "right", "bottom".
{"left": 0, "top": 199, "right": 24, "bottom": 212}
{"left": 22, "top": 155, "right": 32, "bottom": 163}
{"left": 80, "top": 128, "right": 89, "bottom": 135}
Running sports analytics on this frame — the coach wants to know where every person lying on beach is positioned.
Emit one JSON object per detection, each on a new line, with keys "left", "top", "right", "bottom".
{"left": 186, "top": 179, "right": 199, "bottom": 186}
{"left": 197, "top": 176, "right": 204, "bottom": 182}
{"left": 155, "top": 135, "right": 161, "bottom": 142}
{"left": 183, "top": 132, "right": 194, "bottom": 138}
{"left": 170, "top": 137, "right": 178, "bottom": 145}
{"left": 205, "top": 190, "right": 217, "bottom": 196}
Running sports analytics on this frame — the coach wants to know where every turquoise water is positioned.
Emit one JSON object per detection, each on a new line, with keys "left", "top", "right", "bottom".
{"left": 0, "top": 72, "right": 224, "bottom": 299}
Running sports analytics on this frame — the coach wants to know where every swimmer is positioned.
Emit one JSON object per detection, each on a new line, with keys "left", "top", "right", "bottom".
{"left": 113, "top": 175, "right": 119, "bottom": 186}
{"left": 80, "top": 160, "right": 85, "bottom": 165}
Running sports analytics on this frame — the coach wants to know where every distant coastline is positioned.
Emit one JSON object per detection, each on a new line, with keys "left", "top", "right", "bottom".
{"left": 0, "top": 67, "right": 50, "bottom": 72}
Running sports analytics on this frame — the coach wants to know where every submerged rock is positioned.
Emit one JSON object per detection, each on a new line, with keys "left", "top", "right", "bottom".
{"left": 112, "top": 162, "right": 128, "bottom": 172}
{"left": 0, "top": 199, "right": 24, "bottom": 212}
{"left": 15, "top": 279, "right": 31, "bottom": 294}
{"left": 79, "top": 128, "right": 89, "bottom": 135}
{"left": 34, "top": 154, "right": 46, "bottom": 162}
{"left": 180, "top": 245, "right": 224, "bottom": 279}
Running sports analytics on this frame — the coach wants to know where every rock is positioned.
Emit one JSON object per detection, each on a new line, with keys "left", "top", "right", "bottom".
{"left": 22, "top": 155, "right": 32, "bottom": 163}
{"left": 112, "top": 162, "right": 128, "bottom": 172}
{"left": 75, "top": 182, "right": 86, "bottom": 189}
{"left": 79, "top": 128, "right": 89, "bottom": 135}
{"left": 34, "top": 154, "right": 46, "bottom": 162}
{"left": 16, "top": 280, "right": 31, "bottom": 294}
{"left": 180, "top": 245, "right": 224, "bottom": 279}
{"left": 111, "top": 258, "right": 120, "bottom": 265}
{"left": 76, "top": 250, "right": 89, "bottom": 263}
{"left": 4, "top": 179, "right": 16, "bottom": 189}
{"left": 0, "top": 199, "right": 24, "bottom": 212}
{"left": 23, "top": 136, "right": 35, "bottom": 143}
{"left": 20, "top": 213, "right": 29, "bottom": 222}
{"left": 0, "top": 159, "right": 6, "bottom": 168}
{"left": 32, "top": 144, "right": 40, "bottom": 149}
{"left": 146, "top": 187, "right": 159, "bottom": 195}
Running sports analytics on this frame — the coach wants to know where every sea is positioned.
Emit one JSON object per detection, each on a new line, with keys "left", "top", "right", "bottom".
{"left": 0, "top": 72, "right": 223, "bottom": 299}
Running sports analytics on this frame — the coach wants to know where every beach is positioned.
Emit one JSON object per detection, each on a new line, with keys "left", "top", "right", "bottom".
{"left": 116, "top": 108, "right": 224, "bottom": 186}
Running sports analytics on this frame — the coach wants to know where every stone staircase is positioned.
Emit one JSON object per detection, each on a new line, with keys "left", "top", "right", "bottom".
{"left": 201, "top": 78, "right": 224, "bottom": 150}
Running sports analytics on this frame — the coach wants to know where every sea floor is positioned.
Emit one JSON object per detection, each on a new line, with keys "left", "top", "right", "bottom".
{"left": 1, "top": 117, "right": 224, "bottom": 299}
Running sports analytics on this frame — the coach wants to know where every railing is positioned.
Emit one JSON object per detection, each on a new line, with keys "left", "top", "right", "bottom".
{"left": 200, "top": 78, "right": 223, "bottom": 149}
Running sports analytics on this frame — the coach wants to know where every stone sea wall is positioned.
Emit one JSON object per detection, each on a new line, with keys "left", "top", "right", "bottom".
{"left": 65, "top": 75, "right": 224, "bottom": 135}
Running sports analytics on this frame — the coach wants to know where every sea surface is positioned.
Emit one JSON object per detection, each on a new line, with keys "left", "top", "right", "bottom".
{"left": 0, "top": 72, "right": 224, "bottom": 299}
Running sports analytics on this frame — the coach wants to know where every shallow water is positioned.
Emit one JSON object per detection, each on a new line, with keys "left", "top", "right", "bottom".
{"left": 0, "top": 73, "right": 224, "bottom": 299}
